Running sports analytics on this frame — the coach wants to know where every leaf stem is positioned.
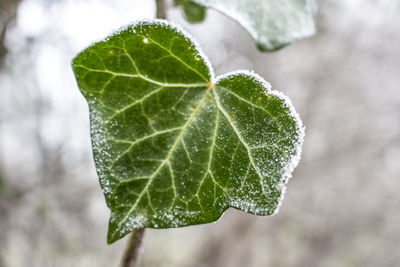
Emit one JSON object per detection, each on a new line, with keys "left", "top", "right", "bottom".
{"left": 121, "top": 228, "right": 146, "bottom": 267}
{"left": 156, "top": 0, "right": 168, "bottom": 19}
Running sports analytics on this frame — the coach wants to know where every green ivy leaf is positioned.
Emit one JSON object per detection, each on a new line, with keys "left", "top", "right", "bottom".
{"left": 183, "top": 1, "right": 207, "bottom": 23}
{"left": 72, "top": 20, "right": 304, "bottom": 244}
{"left": 175, "top": 0, "right": 207, "bottom": 23}
{"left": 188, "top": 0, "right": 316, "bottom": 51}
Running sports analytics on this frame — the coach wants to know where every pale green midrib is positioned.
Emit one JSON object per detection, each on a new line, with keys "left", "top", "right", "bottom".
{"left": 107, "top": 126, "right": 183, "bottom": 169}
{"left": 111, "top": 85, "right": 213, "bottom": 239}
{"left": 216, "top": 85, "right": 285, "bottom": 153}
{"left": 181, "top": 138, "right": 192, "bottom": 163}
{"left": 117, "top": 176, "right": 150, "bottom": 184}
{"left": 250, "top": 142, "right": 285, "bottom": 152}
{"left": 217, "top": 85, "right": 276, "bottom": 120}
{"left": 107, "top": 126, "right": 183, "bottom": 146}
{"left": 195, "top": 110, "right": 224, "bottom": 198}
{"left": 241, "top": 163, "right": 252, "bottom": 188}
{"left": 167, "top": 161, "right": 178, "bottom": 199}
{"left": 74, "top": 64, "right": 208, "bottom": 88}
{"left": 139, "top": 35, "right": 209, "bottom": 83}
{"left": 107, "top": 86, "right": 165, "bottom": 120}
{"left": 212, "top": 89, "right": 269, "bottom": 197}
{"left": 100, "top": 75, "right": 116, "bottom": 94}
{"left": 121, "top": 40, "right": 140, "bottom": 74}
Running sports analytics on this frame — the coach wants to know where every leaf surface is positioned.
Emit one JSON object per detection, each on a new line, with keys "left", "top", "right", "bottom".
{"left": 189, "top": 0, "right": 315, "bottom": 51}
{"left": 72, "top": 20, "right": 304, "bottom": 244}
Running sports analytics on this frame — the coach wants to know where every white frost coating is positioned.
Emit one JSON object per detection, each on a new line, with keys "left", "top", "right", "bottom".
{"left": 213, "top": 69, "right": 271, "bottom": 91}
{"left": 88, "top": 99, "right": 113, "bottom": 196}
{"left": 269, "top": 88, "right": 304, "bottom": 215}
{"left": 215, "top": 70, "right": 305, "bottom": 216}
{"left": 77, "top": 19, "right": 215, "bottom": 81}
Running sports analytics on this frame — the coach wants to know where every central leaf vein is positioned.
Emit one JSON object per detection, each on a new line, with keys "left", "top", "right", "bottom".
{"left": 75, "top": 64, "right": 208, "bottom": 88}
{"left": 111, "top": 85, "right": 213, "bottom": 238}
{"left": 213, "top": 88, "right": 269, "bottom": 197}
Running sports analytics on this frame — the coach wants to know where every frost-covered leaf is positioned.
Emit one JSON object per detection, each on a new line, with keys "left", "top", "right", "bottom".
{"left": 175, "top": 0, "right": 207, "bottom": 23}
{"left": 189, "top": 0, "right": 316, "bottom": 51}
{"left": 72, "top": 20, "right": 304, "bottom": 244}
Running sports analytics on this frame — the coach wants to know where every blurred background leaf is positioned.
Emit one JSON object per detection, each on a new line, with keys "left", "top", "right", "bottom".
{"left": 0, "top": 0, "right": 21, "bottom": 66}
{"left": 0, "top": 171, "right": 5, "bottom": 195}
{"left": 182, "top": 0, "right": 316, "bottom": 51}
{"left": 175, "top": 0, "right": 207, "bottom": 23}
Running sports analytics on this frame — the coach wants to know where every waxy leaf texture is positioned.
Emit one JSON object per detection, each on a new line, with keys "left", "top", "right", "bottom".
{"left": 72, "top": 20, "right": 304, "bottom": 244}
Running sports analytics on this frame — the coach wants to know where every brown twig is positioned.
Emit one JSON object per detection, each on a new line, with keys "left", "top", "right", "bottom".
{"left": 121, "top": 228, "right": 146, "bottom": 267}
{"left": 156, "top": 0, "right": 168, "bottom": 19}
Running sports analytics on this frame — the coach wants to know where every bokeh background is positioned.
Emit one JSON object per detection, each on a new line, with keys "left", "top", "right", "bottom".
{"left": 0, "top": 0, "right": 399, "bottom": 266}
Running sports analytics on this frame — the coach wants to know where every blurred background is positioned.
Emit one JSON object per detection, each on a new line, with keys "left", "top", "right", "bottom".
{"left": 0, "top": 0, "right": 399, "bottom": 266}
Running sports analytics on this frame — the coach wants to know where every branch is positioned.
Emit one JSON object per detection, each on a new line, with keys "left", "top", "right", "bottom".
{"left": 121, "top": 228, "right": 146, "bottom": 267}
{"left": 156, "top": 0, "right": 168, "bottom": 19}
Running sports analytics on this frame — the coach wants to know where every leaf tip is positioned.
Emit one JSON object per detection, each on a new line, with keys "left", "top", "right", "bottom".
{"left": 106, "top": 227, "right": 122, "bottom": 245}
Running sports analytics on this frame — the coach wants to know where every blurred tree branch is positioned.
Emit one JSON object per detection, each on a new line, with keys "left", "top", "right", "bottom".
{"left": 156, "top": 0, "right": 168, "bottom": 19}
{"left": 0, "top": 0, "right": 21, "bottom": 66}
{"left": 121, "top": 229, "right": 145, "bottom": 267}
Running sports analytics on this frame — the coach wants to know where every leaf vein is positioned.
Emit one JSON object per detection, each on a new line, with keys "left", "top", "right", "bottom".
{"left": 111, "top": 85, "right": 212, "bottom": 239}
{"left": 74, "top": 64, "right": 208, "bottom": 88}
{"left": 213, "top": 88, "right": 269, "bottom": 197}
{"left": 140, "top": 35, "right": 208, "bottom": 82}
